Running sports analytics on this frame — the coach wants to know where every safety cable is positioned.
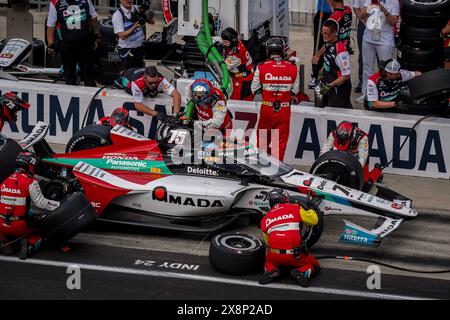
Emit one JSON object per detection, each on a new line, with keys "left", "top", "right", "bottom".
{"left": 80, "top": 86, "right": 108, "bottom": 129}
{"left": 381, "top": 114, "right": 440, "bottom": 170}
{"left": 316, "top": 255, "right": 450, "bottom": 274}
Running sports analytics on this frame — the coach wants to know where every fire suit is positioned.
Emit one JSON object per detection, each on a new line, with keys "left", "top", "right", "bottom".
{"left": 129, "top": 74, "right": 176, "bottom": 103}
{"left": 260, "top": 203, "right": 320, "bottom": 277}
{"left": 251, "top": 58, "right": 300, "bottom": 161}
{"left": 224, "top": 40, "right": 255, "bottom": 101}
{"left": 328, "top": 6, "right": 353, "bottom": 44}
{"left": 320, "top": 127, "right": 382, "bottom": 184}
{"left": 366, "top": 70, "right": 418, "bottom": 112}
{"left": 323, "top": 40, "right": 352, "bottom": 108}
{"left": 0, "top": 172, "right": 60, "bottom": 254}
{"left": 194, "top": 88, "right": 233, "bottom": 132}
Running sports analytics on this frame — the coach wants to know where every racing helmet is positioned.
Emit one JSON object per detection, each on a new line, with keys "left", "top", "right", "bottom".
{"left": 267, "top": 189, "right": 290, "bottom": 207}
{"left": 380, "top": 59, "right": 401, "bottom": 75}
{"left": 109, "top": 107, "right": 130, "bottom": 127}
{"left": 266, "top": 37, "right": 285, "bottom": 58}
{"left": 221, "top": 27, "right": 239, "bottom": 48}
{"left": 334, "top": 121, "right": 355, "bottom": 150}
{"left": 190, "top": 79, "right": 214, "bottom": 105}
{"left": 16, "top": 151, "right": 39, "bottom": 175}
{"left": 0, "top": 92, "right": 30, "bottom": 122}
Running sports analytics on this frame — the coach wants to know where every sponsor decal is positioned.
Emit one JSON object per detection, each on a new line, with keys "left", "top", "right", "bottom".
{"left": 391, "top": 202, "right": 403, "bottom": 210}
{"left": 186, "top": 166, "right": 219, "bottom": 176}
{"left": 1, "top": 185, "right": 21, "bottom": 194}
{"left": 303, "top": 179, "right": 312, "bottom": 186}
{"left": 324, "top": 206, "right": 342, "bottom": 212}
{"left": 317, "top": 180, "right": 327, "bottom": 190}
{"left": 339, "top": 223, "right": 380, "bottom": 246}
{"left": 19, "top": 122, "right": 48, "bottom": 148}
{"left": 105, "top": 159, "right": 147, "bottom": 168}
{"left": 265, "top": 73, "right": 292, "bottom": 81}
{"left": 152, "top": 186, "right": 224, "bottom": 208}
{"left": 145, "top": 152, "right": 160, "bottom": 161}
{"left": 378, "top": 220, "right": 399, "bottom": 237}
{"left": 102, "top": 153, "right": 139, "bottom": 160}
{"left": 266, "top": 214, "right": 294, "bottom": 227}
{"left": 150, "top": 167, "right": 162, "bottom": 173}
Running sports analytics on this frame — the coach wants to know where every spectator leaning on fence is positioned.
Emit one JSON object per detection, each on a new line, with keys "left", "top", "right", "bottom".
{"left": 356, "top": 0, "right": 399, "bottom": 104}
{"left": 47, "top": 0, "right": 100, "bottom": 87}
{"left": 112, "top": 0, "right": 147, "bottom": 71}
{"left": 353, "top": 0, "right": 367, "bottom": 93}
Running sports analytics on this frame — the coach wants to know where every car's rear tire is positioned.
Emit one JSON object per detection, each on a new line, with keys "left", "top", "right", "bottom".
{"left": 0, "top": 138, "right": 22, "bottom": 183}
{"left": 310, "top": 150, "right": 364, "bottom": 190}
{"left": 65, "top": 124, "right": 111, "bottom": 153}
{"left": 209, "top": 232, "right": 265, "bottom": 275}
{"left": 36, "top": 192, "right": 97, "bottom": 244}
{"left": 289, "top": 196, "right": 324, "bottom": 249}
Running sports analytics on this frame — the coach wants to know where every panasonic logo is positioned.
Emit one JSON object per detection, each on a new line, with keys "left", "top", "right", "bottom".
{"left": 266, "top": 214, "right": 294, "bottom": 227}
{"left": 1, "top": 185, "right": 21, "bottom": 194}
{"left": 105, "top": 159, "right": 147, "bottom": 168}
{"left": 265, "top": 73, "right": 292, "bottom": 81}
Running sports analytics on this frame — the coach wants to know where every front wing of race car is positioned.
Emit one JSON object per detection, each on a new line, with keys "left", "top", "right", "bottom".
{"left": 280, "top": 169, "right": 418, "bottom": 246}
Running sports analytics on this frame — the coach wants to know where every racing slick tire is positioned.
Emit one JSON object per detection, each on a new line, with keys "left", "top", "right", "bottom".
{"left": 0, "top": 138, "right": 22, "bottom": 183}
{"left": 99, "top": 18, "right": 117, "bottom": 46}
{"left": 289, "top": 196, "right": 324, "bottom": 249}
{"left": 399, "top": 24, "right": 443, "bottom": 48}
{"left": 94, "top": 56, "right": 121, "bottom": 85}
{"left": 406, "top": 69, "right": 450, "bottom": 104}
{"left": 209, "top": 232, "right": 265, "bottom": 275}
{"left": 310, "top": 150, "right": 364, "bottom": 190}
{"left": 36, "top": 192, "right": 97, "bottom": 244}
{"left": 65, "top": 124, "right": 112, "bottom": 153}
{"left": 398, "top": 44, "right": 444, "bottom": 72}
{"left": 401, "top": 0, "right": 450, "bottom": 27}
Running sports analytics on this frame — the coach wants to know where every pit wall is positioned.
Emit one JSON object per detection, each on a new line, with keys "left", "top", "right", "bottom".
{"left": 1, "top": 80, "right": 448, "bottom": 179}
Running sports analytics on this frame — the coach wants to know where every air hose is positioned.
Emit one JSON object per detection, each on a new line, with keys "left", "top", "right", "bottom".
{"left": 183, "top": 0, "right": 232, "bottom": 120}
{"left": 80, "top": 86, "right": 108, "bottom": 129}
{"left": 316, "top": 255, "right": 450, "bottom": 274}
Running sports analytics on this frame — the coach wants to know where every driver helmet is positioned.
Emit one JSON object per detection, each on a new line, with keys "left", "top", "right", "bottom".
{"left": 109, "top": 107, "right": 130, "bottom": 127}
{"left": 267, "top": 188, "right": 290, "bottom": 207}
{"left": 221, "top": 27, "right": 239, "bottom": 49}
{"left": 266, "top": 37, "right": 286, "bottom": 58}
{"left": 16, "top": 151, "right": 39, "bottom": 175}
{"left": 190, "top": 79, "right": 214, "bottom": 106}
{"left": 0, "top": 92, "right": 30, "bottom": 122}
{"left": 380, "top": 59, "right": 401, "bottom": 75}
{"left": 334, "top": 121, "right": 355, "bottom": 151}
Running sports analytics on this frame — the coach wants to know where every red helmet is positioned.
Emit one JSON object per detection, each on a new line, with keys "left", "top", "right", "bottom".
{"left": 16, "top": 151, "right": 38, "bottom": 175}
{"left": 334, "top": 121, "right": 355, "bottom": 151}
{"left": 0, "top": 92, "right": 30, "bottom": 122}
{"left": 109, "top": 107, "right": 130, "bottom": 127}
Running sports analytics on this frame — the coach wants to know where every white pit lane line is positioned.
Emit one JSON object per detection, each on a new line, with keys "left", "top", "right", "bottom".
{"left": 0, "top": 256, "right": 431, "bottom": 300}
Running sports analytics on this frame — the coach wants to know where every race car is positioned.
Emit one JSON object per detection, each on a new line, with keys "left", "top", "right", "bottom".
{"left": 4, "top": 113, "right": 418, "bottom": 249}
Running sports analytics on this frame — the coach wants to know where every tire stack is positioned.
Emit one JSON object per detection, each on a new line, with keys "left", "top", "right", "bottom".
{"left": 94, "top": 18, "right": 122, "bottom": 85}
{"left": 398, "top": 0, "right": 450, "bottom": 72}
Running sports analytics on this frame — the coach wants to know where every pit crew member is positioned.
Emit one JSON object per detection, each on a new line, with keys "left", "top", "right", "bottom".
{"left": 0, "top": 152, "right": 60, "bottom": 259}
{"left": 259, "top": 189, "right": 320, "bottom": 287}
{"left": 251, "top": 37, "right": 300, "bottom": 161}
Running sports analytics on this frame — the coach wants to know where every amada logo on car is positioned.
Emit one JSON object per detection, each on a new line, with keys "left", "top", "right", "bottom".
{"left": 152, "top": 186, "right": 224, "bottom": 208}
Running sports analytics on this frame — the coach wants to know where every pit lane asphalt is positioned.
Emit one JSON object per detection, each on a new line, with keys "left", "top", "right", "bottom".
{"left": 0, "top": 241, "right": 448, "bottom": 300}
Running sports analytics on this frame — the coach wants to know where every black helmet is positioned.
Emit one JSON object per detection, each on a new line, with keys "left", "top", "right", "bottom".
{"left": 266, "top": 37, "right": 285, "bottom": 58}
{"left": 267, "top": 188, "right": 289, "bottom": 207}
{"left": 16, "top": 151, "right": 38, "bottom": 175}
{"left": 221, "top": 27, "right": 239, "bottom": 48}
